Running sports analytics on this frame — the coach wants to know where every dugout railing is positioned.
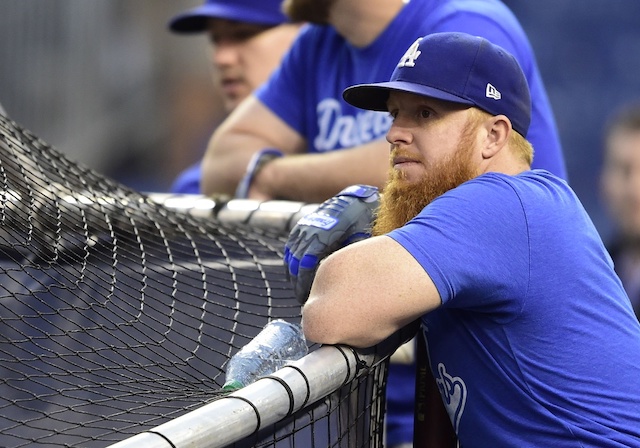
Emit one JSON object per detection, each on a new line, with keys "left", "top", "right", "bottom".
{"left": 108, "top": 335, "right": 415, "bottom": 448}
{"left": 0, "top": 112, "right": 407, "bottom": 447}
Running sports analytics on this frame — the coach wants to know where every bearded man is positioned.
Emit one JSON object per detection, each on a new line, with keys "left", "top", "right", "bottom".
{"left": 285, "top": 32, "right": 640, "bottom": 447}
{"left": 204, "top": 4, "right": 569, "bottom": 443}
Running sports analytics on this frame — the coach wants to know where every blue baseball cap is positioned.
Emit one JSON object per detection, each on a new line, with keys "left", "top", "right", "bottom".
{"left": 168, "top": 0, "right": 289, "bottom": 34}
{"left": 343, "top": 32, "right": 531, "bottom": 137}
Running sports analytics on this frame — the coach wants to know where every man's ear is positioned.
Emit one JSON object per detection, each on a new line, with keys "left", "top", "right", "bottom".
{"left": 481, "top": 115, "right": 511, "bottom": 159}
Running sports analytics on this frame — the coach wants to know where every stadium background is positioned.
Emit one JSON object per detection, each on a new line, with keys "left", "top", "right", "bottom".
{"left": 1, "top": 0, "right": 640, "bottom": 243}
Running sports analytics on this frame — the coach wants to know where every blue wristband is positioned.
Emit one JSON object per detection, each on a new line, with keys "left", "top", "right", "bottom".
{"left": 234, "top": 148, "right": 284, "bottom": 199}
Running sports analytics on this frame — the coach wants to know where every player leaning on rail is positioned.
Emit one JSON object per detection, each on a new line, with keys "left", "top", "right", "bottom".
{"left": 285, "top": 32, "right": 640, "bottom": 447}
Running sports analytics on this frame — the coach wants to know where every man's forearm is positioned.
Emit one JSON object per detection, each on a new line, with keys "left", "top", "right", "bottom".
{"left": 201, "top": 95, "right": 304, "bottom": 197}
{"left": 201, "top": 147, "right": 251, "bottom": 196}
{"left": 252, "top": 140, "right": 389, "bottom": 203}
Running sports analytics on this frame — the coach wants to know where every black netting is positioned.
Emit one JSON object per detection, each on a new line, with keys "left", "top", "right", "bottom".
{"left": 0, "top": 114, "right": 388, "bottom": 447}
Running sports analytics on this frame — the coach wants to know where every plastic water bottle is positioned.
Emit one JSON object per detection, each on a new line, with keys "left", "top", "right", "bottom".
{"left": 223, "top": 319, "right": 308, "bottom": 391}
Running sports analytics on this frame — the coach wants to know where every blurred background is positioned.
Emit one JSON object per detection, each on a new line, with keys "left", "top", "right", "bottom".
{"left": 1, "top": 0, "right": 639, "bottom": 242}
{"left": 0, "top": 0, "right": 224, "bottom": 193}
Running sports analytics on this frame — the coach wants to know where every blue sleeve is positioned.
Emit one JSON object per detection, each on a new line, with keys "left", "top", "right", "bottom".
{"left": 255, "top": 25, "right": 316, "bottom": 136}
{"left": 170, "top": 161, "right": 202, "bottom": 194}
{"left": 388, "top": 175, "right": 530, "bottom": 316}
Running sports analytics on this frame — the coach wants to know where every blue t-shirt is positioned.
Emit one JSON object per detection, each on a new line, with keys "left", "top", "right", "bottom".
{"left": 257, "top": 0, "right": 566, "bottom": 179}
{"left": 389, "top": 171, "right": 640, "bottom": 446}
{"left": 170, "top": 161, "right": 201, "bottom": 194}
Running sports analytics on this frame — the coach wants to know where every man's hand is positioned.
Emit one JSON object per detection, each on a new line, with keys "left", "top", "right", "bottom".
{"left": 284, "top": 185, "right": 380, "bottom": 304}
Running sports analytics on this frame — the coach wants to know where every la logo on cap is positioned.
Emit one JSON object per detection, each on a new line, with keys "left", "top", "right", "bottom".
{"left": 397, "top": 38, "right": 422, "bottom": 68}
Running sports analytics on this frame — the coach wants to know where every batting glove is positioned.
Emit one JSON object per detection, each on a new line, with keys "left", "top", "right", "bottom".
{"left": 284, "top": 184, "right": 380, "bottom": 304}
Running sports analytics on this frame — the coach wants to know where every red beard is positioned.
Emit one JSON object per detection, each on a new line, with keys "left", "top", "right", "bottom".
{"left": 373, "top": 130, "right": 480, "bottom": 236}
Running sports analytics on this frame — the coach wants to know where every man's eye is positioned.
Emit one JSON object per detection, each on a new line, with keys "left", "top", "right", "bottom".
{"left": 233, "top": 30, "right": 263, "bottom": 41}
{"left": 420, "top": 110, "right": 431, "bottom": 118}
{"left": 210, "top": 29, "right": 266, "bottom": 45}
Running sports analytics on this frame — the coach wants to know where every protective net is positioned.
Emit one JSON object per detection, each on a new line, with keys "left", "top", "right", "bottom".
{"left": 0, "top": 113, "right": 388, "bottom": 447}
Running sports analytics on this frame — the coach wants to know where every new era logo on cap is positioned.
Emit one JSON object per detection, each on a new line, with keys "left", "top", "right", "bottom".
{"left": 342, "top": 32, "right": 532, "bottom": 137}
{"left": 486, "top": 83, "right": 501, "bottom": 100}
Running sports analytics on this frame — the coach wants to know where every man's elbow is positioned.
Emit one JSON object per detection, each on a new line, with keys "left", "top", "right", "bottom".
{"left": 200, "top": 152, "right": 235, "bottom": 196}
{"left": 301, "top": 303, "right": 386, "bottom": 349}
{"left": 301, "top": 302, "right": 334, "bottom": 345}
{"left": 301, "top": 296, "right": 355, "bottom": 346}
{"left": 302, "top": 316, "right": 384, "bottom": 348}
{"left": 200, "top": 148, "right": 219, "bottom": 196}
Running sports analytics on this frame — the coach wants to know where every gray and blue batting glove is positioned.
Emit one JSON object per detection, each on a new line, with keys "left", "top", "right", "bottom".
{"left": 284, "top": 184, "right": 380, "bottom": 304}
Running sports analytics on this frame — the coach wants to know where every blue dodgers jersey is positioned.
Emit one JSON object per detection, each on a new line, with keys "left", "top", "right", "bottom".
{"left": 256, "top": 0, "right": 566, "bottom": 180}
{"left": 257, "top": 23, "right": 396, "bottom": 152}
{"left": 389, "top": 171, "right": 640, "bottom": 446}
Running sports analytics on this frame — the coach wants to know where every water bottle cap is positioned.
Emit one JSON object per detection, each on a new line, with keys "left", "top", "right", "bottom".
{"left": 222, "top": 380, "right": 243, "bottom": 391}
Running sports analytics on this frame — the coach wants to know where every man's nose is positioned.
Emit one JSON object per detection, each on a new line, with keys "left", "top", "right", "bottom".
{"left": 386, "top": 122, "right": 412, "bottom": 146}
{"left": 212, "top": 40, "right": 240, "bottom": 66}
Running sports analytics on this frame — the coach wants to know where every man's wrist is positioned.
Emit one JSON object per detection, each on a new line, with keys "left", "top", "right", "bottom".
{"left": 234, "top": 148, "right": 283, "bottom": 199}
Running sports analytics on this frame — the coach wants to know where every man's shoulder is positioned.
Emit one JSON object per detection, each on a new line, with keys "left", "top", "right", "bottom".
{"left": 452, "top": 171, "right": 567, "bottom": 205}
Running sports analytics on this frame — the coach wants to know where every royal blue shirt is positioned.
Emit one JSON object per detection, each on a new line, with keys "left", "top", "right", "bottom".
{"left": 390, "top": 171, "right": 640, "bottom": 446}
